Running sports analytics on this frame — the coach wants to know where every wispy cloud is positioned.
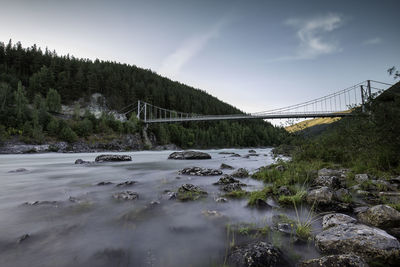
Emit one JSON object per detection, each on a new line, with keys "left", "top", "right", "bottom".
{"left": 158, "top": 18, "right": 230, "bottom": 79}
{"left": 274, "top": 14, "right": 343, "bottom": 61}
{"left": 363, "top": 37, "right": 382, "bottom": 45}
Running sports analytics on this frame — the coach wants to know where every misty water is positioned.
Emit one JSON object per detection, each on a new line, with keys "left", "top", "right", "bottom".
{"left": 0, "top": 149, "right": 320, "bottom": 267}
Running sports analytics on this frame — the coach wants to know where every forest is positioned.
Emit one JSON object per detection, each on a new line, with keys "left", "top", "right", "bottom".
{"left": 0, "top": 40, "right": 288, "bottom": 148}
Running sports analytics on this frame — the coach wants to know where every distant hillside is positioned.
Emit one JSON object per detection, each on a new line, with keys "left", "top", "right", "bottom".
{"left": 285, "top": 117, "right": 341, "bottom": 133}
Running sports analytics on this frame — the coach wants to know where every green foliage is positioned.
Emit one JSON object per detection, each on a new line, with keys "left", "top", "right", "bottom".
{"left": 278, "top": 190, "right": 306, "bottom": 207}
{"left": 14, "top": 81, "right": 28, "bottom": 125}
{"left": 59, "top": 126, "right": 78, "bottom": 143}
{"left": 74, "top": 118, "right": 93, "bottom": 137}
{"left": 223, "top": 190, "right": 249, "bottom": 199}
{"left": 46, "top": 88, "right": 61, "bottom": 112}
{"left": 247, "top": 187, "right": 272, "bottom": 206}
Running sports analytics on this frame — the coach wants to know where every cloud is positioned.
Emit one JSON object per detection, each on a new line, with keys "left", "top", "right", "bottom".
{"left": 363, "top": 37, "right": 382, "bottom": 45}
{"left": 274, "top": 14, "right": 343, "bottom": 61}
{"left": 158, "top": 18, "right": 229, "bottom": 79}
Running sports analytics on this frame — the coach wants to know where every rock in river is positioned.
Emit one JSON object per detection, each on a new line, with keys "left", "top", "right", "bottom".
{"left": 168, "top": 151, "right": 211, "bottom": 160}
{"left": 95, "top": 154, "right": 132, "bottom": 162}
{"left": 75, "top": 159, "right": 92, "bottom": 164}
{"left": 213, "top": 175, "right": 243, "bottom": 185}
{"left": 322, "top": 213, "right": 357, "bottom": 230}
{"left": 113, "top": 191, "right": 139, "bottom": 200}
{"left": 315, "top": 223, "right": 400, "bottom": 264}
{"left": 231, "top": 168, "right": 249, "bottom": 178}
{"left": 176, "top": 184, "right": 207, "bottom": 201}
{"left": 220, "top": 163, "right": 234, "bottom": 169}
{"left": 178, "top": 167, "right": 222, "bottom": 176}
{"left": 228, "top": 241, "right": 285, "bottom": 267}
{"left": 299, "top": 254, "right": 368, "bottom": 267}
{"left": 306, "top": 186, "right": 333, "bottom": 205}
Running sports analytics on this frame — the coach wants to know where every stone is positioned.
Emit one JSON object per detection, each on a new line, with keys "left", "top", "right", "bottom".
{"left": 176, "top": 184, "right": 207, "bottom": 201}
{"left": 318, "top": 168, "right": 343, "bottom": 177}
{"left": 163, "top": 191, "right": 177, "bottom": 200}
{"left": 231, "top": 168, "right": 249, "bottom": 178}
{"left": 355, "top": 173, "right": 370, "bottom": 183}
{"left": 322, "top": 213, "right": 357, "bottom": 230}
{"left": 314, "top": 175, "right": 341, "bottom": 189}
{"left": 248, "top": 149, "right": 257, "bottom": 153}
{"left": 213, "top": 175, "right": 243, "bottom": 185}
{"left": 216, "top": 197, "right": 228, "bottom": 203}
{"left": 97, "top": 181, "right": 113, "bottom": 186}
{"left": 299, "top": 254, "right": 368, "bottom": 267}
{"left": 277, "top": 223, "right": 295, "bottom": 235}
{"left": 275, "top": 165, "right": 285, "bottom": 172}
{"left": 17, "top": 234, "right": 30, "bottom": 243}
{"left": 149, "top": 201, "right": 160, "bottom": 205}
{"left": 115, "top": 181, "right": 137, "bottom": 187}
{"left": 168, "top": 151, "right": 211, "bottom": 160}
{"left": 251, "top": 198, "right": 272, "bottom": 209}
{"left": 230, "top": 153, "right": 241, "bottom": 157}
{"left": 178, "top": 167, "right": 222, "bottom": 176}
{"left": 220, "top": 163, "right": 234, "bottom": 169}
{"left": 315, "top": 223, "right": 400, "bottom": 264}
{"left": 218, "top": 151, "right": 236, "bottom": 155}
{"left": 221, "top": 183, "right": 243, "bottom": 192}
{"left": 8, "top": 168, "right": 28, "bottom": 173}
{"left": 23, "top": 200, "right": 59, "bottom": 207}
{"left": 357, "top": 205, "right": 400, "bottom": 229}
{"left": 306, "top": 186, "right": 333, "bottom": 205}
{"left": 95, "top": 154, "right": 132, "bottom": 162}
{"left": 202, "top": 210, "right": 223, "bottom": 218}
{"left": 75, "top": 159, "right": 91, "bottom": 164}
{"left": 112, "top": 191, "right": 138, "bottom": 201}
{"left": 228, "top": 241, "right": 285, "bottom": 267}
{"left": 277, "top": 186, "right": 291, "bottom": 196}
{"left": 334, "top": 188, "right": 350, "bottom": 200}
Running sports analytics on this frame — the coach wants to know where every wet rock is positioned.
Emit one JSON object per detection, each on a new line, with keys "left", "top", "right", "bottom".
{"left": 357, "top": 205, "right": 400, "bottom": 229}
{"left": 97, "top": 181, "right": 113, "bottom": 186}
{"left": 95, "top": 154, "right": 132, "bottom": 162}
{"left": 231, "top": 168, "right": 249, "bottom": 178}
{"left": 149, "top": 200, "right": 160, "bottom": 205}
{"left": 322, "top": 213, "right": 357, "bottom": 230}
{"left": 355, "top": 173, "right": 370, "bottom": 183}
{"left": 178, "top": 167, "right": 222, "bottom": 176}
{"left": 74, "top": 159, "right": 92, "bottom": 164}
{"left": 275, "top": 165, "right": 285, "bottom": 172}
{"left": 168, "top": 151, "right": 211, "bottom": 160}
{"left": 8, "top": 168, "right": 28, "bottom": 173}
{"left": 277, "top": 186, "right": 291, "bottom": 196}
{"left": 219, "top": 151, "right": 236, "bottom": 155}
{"left": 314, "top": 175, "right": 341, "bottom": 189}
{"left": 17, "top": 234, "right": 30, "bottom": 243}
{"left": 202, "top": 210, "right": 223, "bottom": 218}
{"left": 176, "top": 184, "right": 207, "bottom": 201}
{"left": 242, "top": 155, "right": 250, "bottom": 159}
{"left": 306, "top": 186, "right": 333, "bottom": 205}
{"left": 162, "top": 191, "right": 177, "bottom": 200}
{"left": 315, "top": 223, "right": 400, "bottom": 264}
{"left": 220, "top": 163, "right": 234, "bottom": 169}
{"left": 115, "top": 181, "right": 137, "bottom": 187}
{"left": 277, "top": 223, "right": 295, "bottom": 235}
{"left": 23, "top": 200, "right": 59, "bottom": 207}
{"left": 334, "top": 188, "right": 350, "bottom": 200}
{"left": 228, "top": 241, "right": 284, "bottom": 267}
{"left": 221, "top": 183, "right": 244, "bottom": 192}
{"left": 353, "top": 206, "right": 369, "bottom": 214}
{"left": 248, "top": 149, "right": 257, "bottom": 153}
{"left": 216, "top": 197, "right": 228, "bottom": 203}
{"left": 213, "top": 175, "right": 243, "bottom": 185}
{"left": 299, "top": 254, "right": 368, "bottom": 267}
{"left": 251, "top": 198, "right": 272, "bottom": 209}
{"left": 230, "top": 153, "right": 241, "bottom": 157}
{"left": 355, "top": 190, "right": 371, "bottom": 196}
{"left": 112, "top": 191, "right": 139, "bottom": 201}
{"left": 372, "top": 179, "right": 396, "bottom": 191}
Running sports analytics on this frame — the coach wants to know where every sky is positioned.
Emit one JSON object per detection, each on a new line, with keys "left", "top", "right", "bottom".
{"left": 1, "top": 0, "right": 399, "bottom": 118}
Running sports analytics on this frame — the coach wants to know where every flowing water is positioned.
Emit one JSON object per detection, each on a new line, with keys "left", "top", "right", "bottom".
{"left": 0, "top": 149, "right": 320, "bottom": 267}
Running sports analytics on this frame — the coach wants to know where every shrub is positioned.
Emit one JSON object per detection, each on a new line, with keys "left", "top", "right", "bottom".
{"left": 59, "top": 126, "right": 78, "bottom": 143}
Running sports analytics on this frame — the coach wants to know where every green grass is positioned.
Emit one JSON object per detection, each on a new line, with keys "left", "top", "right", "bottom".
{"left": 247, "top": 187, "right": 273, "bottom": 206}
{"left": 278, "top": 190, "right": 307, "bottom": 206}
{"left": 223, "top": 190, "right": 249, "bottom": 199}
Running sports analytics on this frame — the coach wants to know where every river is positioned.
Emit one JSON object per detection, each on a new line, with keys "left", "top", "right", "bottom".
{"left": 0, "top": 148, "right": 320, "bottom": 267}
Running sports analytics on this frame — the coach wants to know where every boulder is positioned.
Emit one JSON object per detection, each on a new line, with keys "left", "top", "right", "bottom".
{"left": 162, "top": 191, "right": 177, "bottom": 200}
{"left": 250, "top": 198, "right": 272, "bottom": 209}
{"left": 315, "top": 223, "right": 400, "bottom": 264}
{"left": 334, "top": 188, "right": 350, "bottom": 200}
{"left": 176, "top": 184, "right": 207, "bottom": 201}
{"left": 306, "top": 186, "right": 333, "bottom": 205}
{"left": 215, "top": 197, "right": 228, "bottom": 203}
{"left": 97, "top": 181, "right": 113, "bottom": 186}
{"left": 299, "top": 254, "right": 368, "bottom": 267}
{"left": 275, "top": 165, "right": 285, "bottom": 172}
{"left": 8, "top": 168, "right": 28, "bottom": 173}
{"left": 231, "top": 168, "right": 249, "bottom": 178}
{"left": 168, "top": 151, "right": 211, "bottom": 160}
{"left": 213, "top": 175, "right": 243, "bottom": 185}
{"left": 322, "top": 213, "right": 357, "bottom": 230}
{"left": 219, "top": 151, "right": 235, "bottom": 155}
{"left": 220, "top": 163, "right": 234, "bottom": 170}
{"left": 248, "top": 149, "right": 257, "bottom": 153}
{"left": 75, "top": 159, "right": 92, "bottom": 164}
{"left": 17, "top": 234, "right": 31, "bottom": 244}
{"left": 357, "top": 205, "right": 400, "bottom": 229}
{"left": 277, "top": 186, "right": 291, "bottom": 196}
{"left": 95, "top": 154, "right": 132, "bottom": 162}
{"left": 112, "top": 191, "right": 138, "bottom": 200}
{"left": 178, "top": 167, "right": 222, "bottom": 176}
{"left": 228, "top": 241, "right": 285, "bottom": 267}
{"left": 230, "top": 153, "right": 241, "bottom": 157}
{"left": 221, "top": 183, "right": 244, "bottom": 192}
{"left": 355, "top": 174, "right": 370, "bottom": 183}
{"left": 314, "top": 175, "right": 341, "bottom": 189}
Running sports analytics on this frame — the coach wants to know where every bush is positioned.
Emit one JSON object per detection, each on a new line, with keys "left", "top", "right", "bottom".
{"left": 75, "top": 118, "right": 93, "bottom": 137}
{"left": 47, "top": 117, "right": 60, "bottom": 136}
{"left": 59, "top": 126, "right": 78, "bottom": 143}
{"left": 46, "top": 88, "right": 61, "bottom": 112}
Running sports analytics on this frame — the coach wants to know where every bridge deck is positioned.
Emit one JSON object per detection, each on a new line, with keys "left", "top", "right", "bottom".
{"left": 145, "top": 112, "right": 353, "bottom": 123}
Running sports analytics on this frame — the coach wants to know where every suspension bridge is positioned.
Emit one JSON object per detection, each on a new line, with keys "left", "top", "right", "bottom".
{"left": 117, "top": 80, "right": 392, "bottom": 124}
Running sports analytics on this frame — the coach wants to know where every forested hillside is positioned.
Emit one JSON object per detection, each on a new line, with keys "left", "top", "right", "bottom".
{"left": 0, "top": 40, "right": 287, "bottom": 148}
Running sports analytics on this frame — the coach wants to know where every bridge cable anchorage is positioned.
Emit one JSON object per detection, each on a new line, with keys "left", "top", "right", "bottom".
{"left": 129, "top": 80, "right": 393, "bottom": 123}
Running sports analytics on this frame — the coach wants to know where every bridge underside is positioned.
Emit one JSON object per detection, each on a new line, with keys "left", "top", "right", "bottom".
{"left": 144, "top": 112, "right": 353, "bottom": 123}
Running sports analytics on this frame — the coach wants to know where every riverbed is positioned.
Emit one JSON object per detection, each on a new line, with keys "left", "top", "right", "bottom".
{"left": 0, "top": 149, "right": 320, "bottom": 267}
